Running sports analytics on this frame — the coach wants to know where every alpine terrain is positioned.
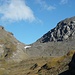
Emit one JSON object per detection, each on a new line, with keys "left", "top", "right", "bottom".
{"left": 0, "top": 16, "right": 75, "bottom": 75}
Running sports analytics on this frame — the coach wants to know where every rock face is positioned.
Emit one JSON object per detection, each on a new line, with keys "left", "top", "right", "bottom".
{"left": 59, "top": 53, "right": 75, "bottom": 75}
{"left": 68, "top": 53, "right": 75, "bottom": 75}
{"left": 37, "top": 16, "right": 75, "bottom": 43}
{"left": 0, "top": 26, "right": 4, "bottom": 30}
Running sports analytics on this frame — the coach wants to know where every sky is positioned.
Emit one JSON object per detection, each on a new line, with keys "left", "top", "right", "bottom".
{"left": 0, "top": 0, "right": 75, "bottom": 44}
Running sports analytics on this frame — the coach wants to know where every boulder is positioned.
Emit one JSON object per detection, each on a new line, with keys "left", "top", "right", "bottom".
{"left": 30, "top": 63, "right": 38, "bottom": 70}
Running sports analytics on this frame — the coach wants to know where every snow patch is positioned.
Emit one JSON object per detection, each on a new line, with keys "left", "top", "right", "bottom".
{"left": 24, "top": 46, "right": 31, "bottom": 49}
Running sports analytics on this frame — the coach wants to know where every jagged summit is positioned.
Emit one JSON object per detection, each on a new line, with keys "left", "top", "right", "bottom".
{"left": 37, "top": 16, "right": 75, "bottom": 43}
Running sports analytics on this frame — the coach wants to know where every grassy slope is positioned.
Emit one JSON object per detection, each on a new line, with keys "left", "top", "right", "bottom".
{"left": 0, "top": 50, "right": 75, "bottom": 75}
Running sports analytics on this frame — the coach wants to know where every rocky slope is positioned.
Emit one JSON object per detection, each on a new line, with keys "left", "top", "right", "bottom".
{"left": 26, "top": 16, "right": 75, "bottom": 57}
{"left": 1, "top": 16, "right": 75, "bottom": 59}
{"left": 0, "top": 50, "right": 74, "bottom": 75}
{"left": 0, "top": 26, "right": 28, "bottom": 62}
{"left": 0, "top": 16, "right": 75, "bottom": 75}
{"left": 37, "top": 16, "right": 75, "bottom": 43}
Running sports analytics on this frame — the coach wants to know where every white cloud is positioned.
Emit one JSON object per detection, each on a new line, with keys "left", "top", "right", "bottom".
{"left": 36, "top": 0, "right": 56, "bottom": 11}
{"left": 47, "top": 6, "right": 56, "bottom": 11}
{"left": 60, "top": 0, "right": 68, "bottom": 4}
{"left": 0, "top": 0, "right": 35, "bottom": 22}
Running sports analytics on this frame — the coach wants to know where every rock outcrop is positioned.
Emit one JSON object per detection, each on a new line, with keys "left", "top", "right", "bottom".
{"left": 59, "top": 53, "right": 75, "bottom": 75}
{"left": 0, "top": 26, "right": 4, "bottom": 30}
{"left": 37, "top": 16, "right": 75, "bottom": 43}
{"left": 68, "top": 53, "right": 75, "bottom": 75}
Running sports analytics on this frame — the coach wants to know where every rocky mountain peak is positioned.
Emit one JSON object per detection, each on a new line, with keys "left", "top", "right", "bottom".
{"left": 37, "top": 16, "right": 75, "bottom": 43}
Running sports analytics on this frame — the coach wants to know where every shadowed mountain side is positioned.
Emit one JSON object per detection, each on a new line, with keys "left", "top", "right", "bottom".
{"left": 59, "top": 70, "right": 70, "bottom": 75}
{"left": 59, "top": 53, "right": 75, "bottom": 75}
{"left": 37, "top": 50, "right": 75, "bottom": 75}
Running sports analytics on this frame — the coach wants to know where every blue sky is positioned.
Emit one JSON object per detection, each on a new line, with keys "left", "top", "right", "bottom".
{"left": 0, "top": 0, "right": 75, "bottom": 44}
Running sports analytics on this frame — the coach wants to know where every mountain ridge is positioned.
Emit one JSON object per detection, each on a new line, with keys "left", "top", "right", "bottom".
{"left": 0, "top": 26, "right": 29, "bottom": 62}
{"left": 37, "top": 16, "right": 75, "bottom": 43}
{"left": 26, "top": 16, "right": 75, "bottom": 57}
{"left": 0, "top": 16, "right": 75, "bottom": 75}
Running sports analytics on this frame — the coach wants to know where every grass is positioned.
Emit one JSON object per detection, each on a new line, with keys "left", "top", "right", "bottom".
{"left": 0, "top": 36, "right": 75, "bottom": 75}
{"left": 43, "top": 50, "right": 75, "bottom": 69}
{"left": 67, "top": 50, "right": 75, "bottom": 57}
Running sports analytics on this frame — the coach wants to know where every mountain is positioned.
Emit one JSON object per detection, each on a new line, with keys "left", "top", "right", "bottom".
{"left": 0, "top": 17, "right": 75, "bottom": 75}
{"left": 0, "top": 16, "right": 75, "bottom": 60}
{"left": 0, "top": 26, "right": 28, "bottom": 62}
{"left": 26, "top": 16, "right": 75, "bottom": 57}
{"left": 37, "top": 16, "right": 75, "bottom": 43}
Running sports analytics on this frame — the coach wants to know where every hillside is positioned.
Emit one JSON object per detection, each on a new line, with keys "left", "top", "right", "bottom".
{"left": 37, "top": 16, "right": 75, "bottom": 43}
{"left": 26, "top": 16, "right": 75, "bottom": 57}
{"left": 0, "top": 16, "right": 75, "bottom": 75}
{"left": 1, "top": 17, "right": 75, "bottom": 59}
{"left": 0, "top": 50, "right": 75, "bottom": 75}
{"left": 0, "top": 26, "right": 28, "bottom": 62}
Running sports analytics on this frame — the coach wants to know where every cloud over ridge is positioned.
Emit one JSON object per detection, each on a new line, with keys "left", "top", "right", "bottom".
{"left": 0, "top": 0, "right": 35, "bottom": 22}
